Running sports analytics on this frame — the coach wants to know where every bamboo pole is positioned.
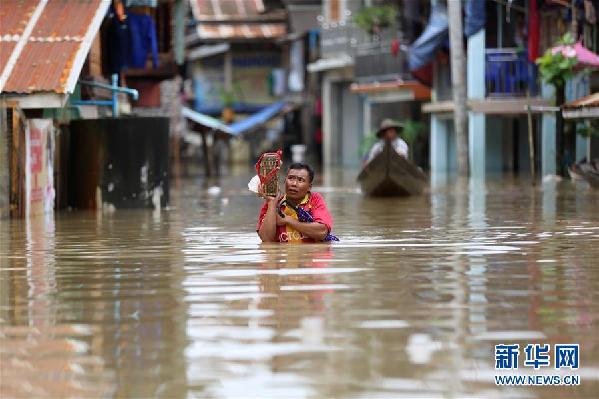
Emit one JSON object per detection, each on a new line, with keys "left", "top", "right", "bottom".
{"left": 447, "top": 0, "right": 469, "bottom": 176}
{"left": 526, "top": 92, "right": 536, "bottom": 184}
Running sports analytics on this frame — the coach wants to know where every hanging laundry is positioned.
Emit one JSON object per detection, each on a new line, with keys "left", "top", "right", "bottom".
{"left": 528, "top": 0, "right": 540, "bottom": 62}
{"left": 108, "top": 12, "right": 132, "bottom": 73}
{"left": 464, "top": 0, "right": 486, "bottom": 37}
{"left": 408, "top": 1, "right": 448, "bottom": 72}
{"left": 127, "top": 12, "right": 159, "bottom": 69}
{"left": 288, "top": 40, "right": 304, "bottom": 92}
{"left": 271, "top": 68, "right": 286, "bottom": 97}
{"left": 391, "top": 39, "right": 400, "bottom": 56}
{"left": 114, "top": 0, "right": 127, "bottom": 21}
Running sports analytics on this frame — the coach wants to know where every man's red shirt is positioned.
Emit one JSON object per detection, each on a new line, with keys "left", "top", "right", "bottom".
{"left": 256, "top": 192, "right": 333, "bottom": 243}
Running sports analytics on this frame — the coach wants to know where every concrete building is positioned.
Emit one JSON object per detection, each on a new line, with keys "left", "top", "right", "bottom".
{"left": 0, "top": 0, "right": 110, "bottom": 218}
{"left": 0, "top": 0, "right": 186, "bottom": 217}
{"left": 422, "top": 0, "right": 597, "bottom": 181}
{"left": 308, "top": 0, "right": 431, "bottom": 168}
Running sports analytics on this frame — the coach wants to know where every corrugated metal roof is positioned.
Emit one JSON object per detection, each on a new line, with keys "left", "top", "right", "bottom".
{"left": 197, "top": 23, "right": 286, "bottom": 39}
{"left": 0, "top": 0, "right": 109, "bottom": 94}
{"left": 563, "top": 92, "right": 599, "bottom": 109}
{"left": 189, "top": 0, "right": 287, "bottom": 40}
{"left": 0, "top": 1, "right": 37, "bottom": 35}
{"left": 0, "top": 43, "right": 17, "bottom": 76}
{"left": 192, "top": 0, "right": 264, "bottom": 19}
{"left": 0, "top": 1, "right": 38, "bottom": 84}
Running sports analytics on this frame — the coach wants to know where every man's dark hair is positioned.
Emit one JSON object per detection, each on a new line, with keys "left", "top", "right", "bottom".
{"left": 287, "top": 162, "right": 314, "bottom": 183}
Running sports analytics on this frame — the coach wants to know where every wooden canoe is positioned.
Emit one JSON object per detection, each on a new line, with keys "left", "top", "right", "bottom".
{"left": 357, "top": 141, "right": 428, "bottom": 196}
{"left": 570, "top": 161, "right": 599, "bottom": 188}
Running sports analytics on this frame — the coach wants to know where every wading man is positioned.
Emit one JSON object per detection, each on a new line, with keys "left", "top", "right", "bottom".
{"left": 257, "top": 163, "right": 334, "bottom": 243}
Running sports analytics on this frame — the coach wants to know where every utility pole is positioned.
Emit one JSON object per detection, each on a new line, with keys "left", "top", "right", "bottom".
{"left": 447, "top": 0, "right": 469, "bottom": 176}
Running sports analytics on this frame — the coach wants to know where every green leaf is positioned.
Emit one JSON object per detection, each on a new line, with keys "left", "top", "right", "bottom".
{"left": 353, "top": 5, "right": 397, "bottom": 34}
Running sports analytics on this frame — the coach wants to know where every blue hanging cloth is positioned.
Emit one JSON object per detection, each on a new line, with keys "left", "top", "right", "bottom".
{"left": 127, "top": 12, "right": 159, "bottom": 68}
{"left": 408, "top": 1, "right": 449, "bottom": 72}
{"left": 464, "top": 0, "right": 486, "bottom": 37}
{"left": 409, "top": 0, "right": 486, "bottom": 72}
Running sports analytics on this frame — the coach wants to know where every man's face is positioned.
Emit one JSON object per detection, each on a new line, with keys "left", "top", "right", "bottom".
{"left": 383, "top": 128, "right": 398, "bottom": 141}
{"left": 285, "top": 168, "right": 311, "bottom": 202}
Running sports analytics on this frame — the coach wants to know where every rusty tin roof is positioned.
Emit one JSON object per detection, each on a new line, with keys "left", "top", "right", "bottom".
{"left": 189, "top": 0, "right": 287, "bottom": 40}
{"left": 0, "top": 0, "right": 109, "bottom": 94}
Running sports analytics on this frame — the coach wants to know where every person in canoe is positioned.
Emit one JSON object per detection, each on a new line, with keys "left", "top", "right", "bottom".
{"left": 257, "top": 162, "right": 338, "bottom": 243}
{"left": 364, "top": 118, "right": 409, "bottom": 164}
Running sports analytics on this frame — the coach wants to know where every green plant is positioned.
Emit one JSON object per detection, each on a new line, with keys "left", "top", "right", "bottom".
{"left": 219, "top": 88, "right": 236, "bottom": 107}
{"left": 535, "top": 33, "right": 579, "bottom": 89}
{"left": 536, "top": 33, "right": 588, "bottom": 176}
{"left": 353, "top": 5, "right": 397, "bottom": 35}
{"left": 401, "top": 120, "right": 426, "bottom": 149}
{"left": 576, "top": 122, "right": 599, "bottom": 138}
{"left": 360, "top": 131, "right": 379, "bottom": 159}
{"left": 218, "top": 82, "right": 243, "bottom": 107}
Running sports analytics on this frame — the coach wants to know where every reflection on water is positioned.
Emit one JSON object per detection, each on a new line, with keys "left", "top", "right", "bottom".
{"left": 1, "top": 170, "right": 598, "bottom": 398}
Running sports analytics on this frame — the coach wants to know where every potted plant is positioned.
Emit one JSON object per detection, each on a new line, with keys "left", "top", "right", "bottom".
{"left": 401, "top": 120, "right": 426, "bottom": 161}
{"left": 353, "top": 5, "right": 397, "bottom": 36}
{"left": 536, "top": 33, "right": 581, "bottom": 175}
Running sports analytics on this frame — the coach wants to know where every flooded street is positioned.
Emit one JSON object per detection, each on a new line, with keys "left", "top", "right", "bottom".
{"left": 1, "top": 170, "right": 598, "bottom": 399}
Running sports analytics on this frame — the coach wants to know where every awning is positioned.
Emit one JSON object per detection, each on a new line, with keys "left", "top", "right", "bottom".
{"left": 229, "top": 101, "right": 287, "bottom": 135}
{"left": 182, "top": 106, "right": 233, "bottom": 134}
{"left": 307, "top": 56, "right": 354, "bottom": 73}
{"left": 350, "top": 80, "right": 431, "bottom": 101}
{"left": 182, "top": 101, "right": 289, "bottom": 136}
{"left": 562, "top": 92, "right": 599, "bottom": 119}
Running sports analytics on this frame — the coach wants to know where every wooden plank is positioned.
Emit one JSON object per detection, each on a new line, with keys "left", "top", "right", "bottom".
{"left": 9, "top": 105, "right": 24, "bottom": 218}
{"left": 0, "top": 101, "right": 8, "bottom": 218}
{"left": 563, "top": 107, "right": 599, "bottom": 119}
{"left": 88, "top": 32, "right": 102, "bottom": 77}
{"left": 469, "top": 98, "right": 550, "bottom": 114}
{"left": 422, "top": 100, "right": 454, "bottom": 113}
{"left": 422, "top": 98, "right": 551, "bottom": 114}
{"left": 350, "top": 80, "right": 432, "bottom": 100}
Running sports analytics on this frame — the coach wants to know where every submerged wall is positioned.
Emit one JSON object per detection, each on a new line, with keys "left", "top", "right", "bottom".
{"left": 0, "top": 103, "right": 8, "bottom": 218}
{"left": 69, "top": 117, "right": 170, "bottom": 210}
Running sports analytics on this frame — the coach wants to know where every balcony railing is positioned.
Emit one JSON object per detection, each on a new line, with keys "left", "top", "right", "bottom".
{"left": 354, "top": 38, "right": 409, "bottom": 82}
{"left": 320, "top": 22, "right": 364, "bottom": 58}
{"left": 320, "top": 22, "right": 409, "bottom": 80}
{"left": 485, "top": 48, "right": 537, "bottom": 97}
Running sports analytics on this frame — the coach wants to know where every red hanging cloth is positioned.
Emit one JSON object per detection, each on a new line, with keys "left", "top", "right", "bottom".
{"left": 528, "top": 0, "right": 541, "bottom": 62}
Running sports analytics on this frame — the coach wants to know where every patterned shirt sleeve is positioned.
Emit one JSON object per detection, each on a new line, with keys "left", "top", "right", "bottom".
{"left": 310, "top": 192, "right": 333, "bottom": 233}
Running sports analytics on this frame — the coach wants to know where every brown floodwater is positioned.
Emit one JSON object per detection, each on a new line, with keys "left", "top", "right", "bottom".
{"left": 1, "top": 169, "right": 598, "bottom": 399}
